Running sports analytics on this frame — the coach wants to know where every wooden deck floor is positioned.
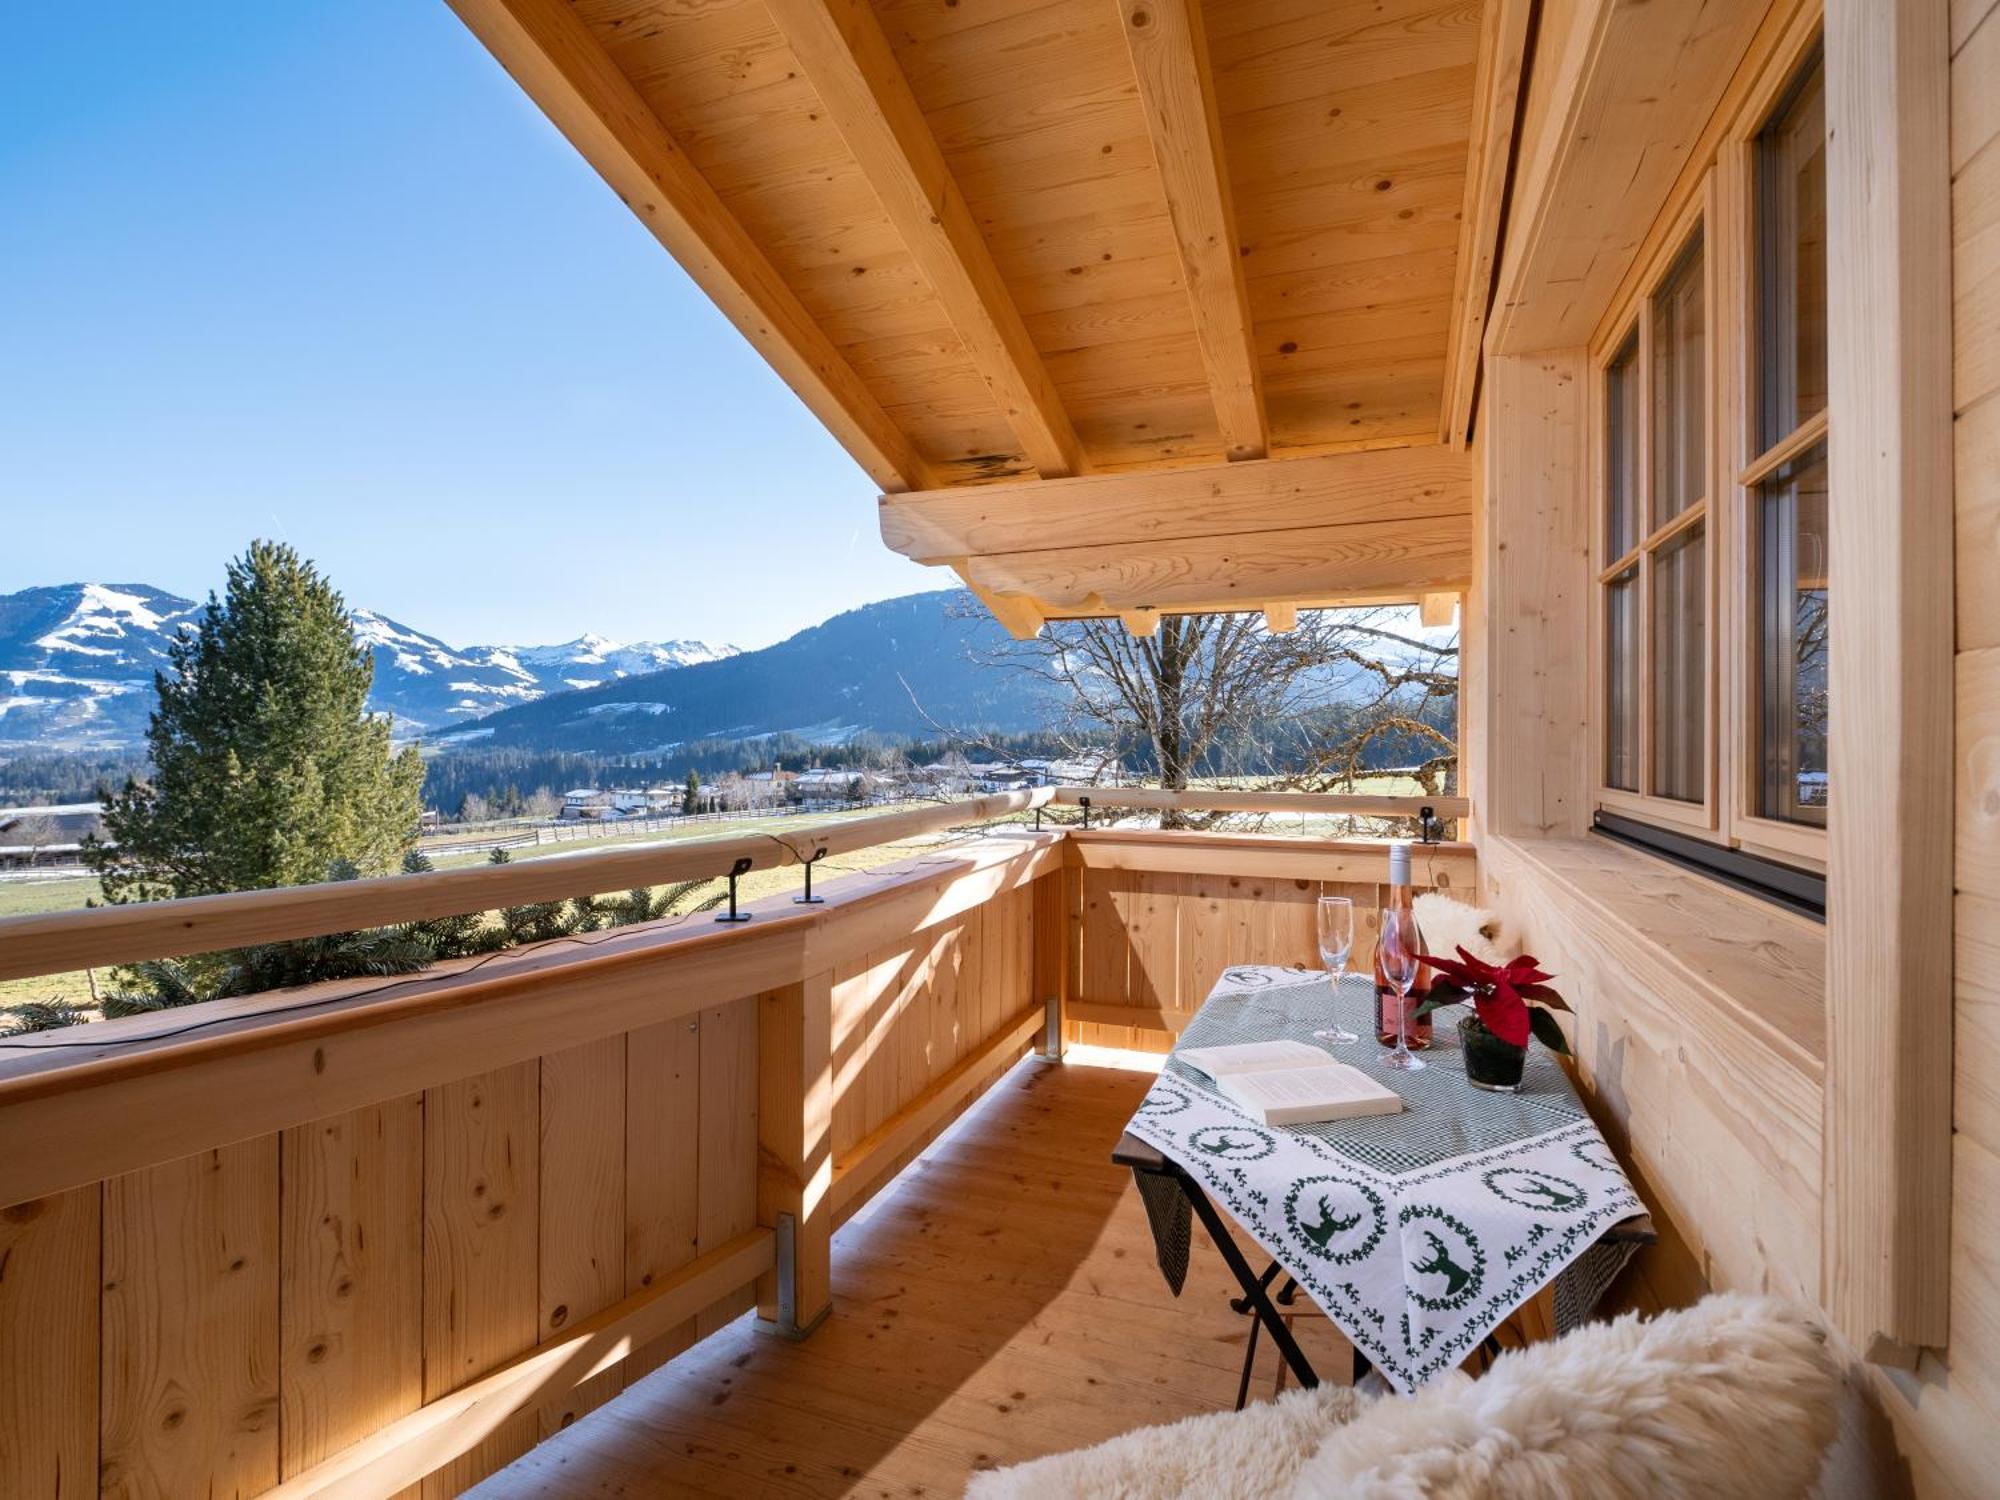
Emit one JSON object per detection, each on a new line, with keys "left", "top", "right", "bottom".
{"left": 472, "top": 1056, "right": 1352, "bottom": 1498}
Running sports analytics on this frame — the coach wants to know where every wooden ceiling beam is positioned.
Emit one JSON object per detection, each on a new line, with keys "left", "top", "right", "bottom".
{"left": 766, "top": 0, "right": 1085, "bottom": 479}
{"left": 879, "top": 445, "right": 1472, "bottom": 564}
{"left": 957, "top": 512, "right": 1471, "bottom": 617}
{"left": 947, "top": 564, "right": 1046, "bottom": 642}
{"left": 1439, "top": 0, "right": 1533, "bottom": 449}
{"left": 1119, "top": 0, "right": 1268, "bottom": 462}
{"left": 446, "top": 0, "right": 932, "bottom": 493}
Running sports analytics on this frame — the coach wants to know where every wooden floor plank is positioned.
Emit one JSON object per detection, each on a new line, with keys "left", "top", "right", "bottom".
{"left": 470, "top": 1059, "right": 1344, "bottom": 1499}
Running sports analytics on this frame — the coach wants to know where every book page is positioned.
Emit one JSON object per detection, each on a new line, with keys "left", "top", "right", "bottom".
{"left": 1218, "top": 1063, "right": 1404, "bottom": 1125}
{"left": 1177, "top": 1039, "right": 1330, "bottom": 1078}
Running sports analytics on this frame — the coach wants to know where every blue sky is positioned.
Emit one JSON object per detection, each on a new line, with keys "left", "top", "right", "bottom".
{"left": 0, "top": 2, "right": 937, "bottom": 651}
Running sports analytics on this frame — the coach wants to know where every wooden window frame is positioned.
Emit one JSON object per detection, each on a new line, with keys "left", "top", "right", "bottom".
{"left": 1589, "top": 12, "right": 1830, "bottom": 876}
{"left": 1591, "top": 189, "right": 1719, "bottom": 837}
{"left": 1727, "top": 29, "right": 1831, "bottom": 870}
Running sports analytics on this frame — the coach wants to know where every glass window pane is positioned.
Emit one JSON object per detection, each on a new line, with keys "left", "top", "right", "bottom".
{"left": 1605, "top": 566, "right": 1640, "bottom": 792}
{"left": 1606, "top": 334, "right": 1640, "bottom": 557}
{"left": 1650, "top": 233, "right": 1705, "bottom": 528}
{"left": 1755, "top": 49, "right": 1827, "bottom": 451}
{"left": 1754, "top": 443, "right": 1829, "bottom": 824}
{"left": 1649, "top": 522, "right": 1706, "bottom": 803}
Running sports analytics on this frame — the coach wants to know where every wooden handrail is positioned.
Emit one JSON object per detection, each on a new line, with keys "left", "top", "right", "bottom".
{"left": 0, "top": 785, "right": 1474, "bottom": 984}
{"left": 0, "top": 788, "right": 1053, "bottom": 982}
{"left": 1049, "top": 785, "right": 1470, "bottom": 819}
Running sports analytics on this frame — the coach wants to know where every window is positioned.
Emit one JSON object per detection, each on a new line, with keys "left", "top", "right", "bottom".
{"left": 1593, "top": 34, "right": 1828, "bottom": 874}
{"left": 1749, "top": 48, "right": 1829, "bottom": 827}
{"left": 1752, "top": 446, "right": 1828, "bottom": 824}
{"left": 1599, "top": 233, "right": 1708, "bottom": 810}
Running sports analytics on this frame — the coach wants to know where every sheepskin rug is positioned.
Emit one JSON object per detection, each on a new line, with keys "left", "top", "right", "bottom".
{"left": 963, "top": 1295, "right": 1835, "bottom": 1500}
{"left": 1410, "top": 891, "right": 1508, "bottom": 965}
{"left": 1290, "top": 1294, "right": 1835, "bottom": 1498}
{"left": 964, "top": 1383, "right": 1360, "bottom": 1500}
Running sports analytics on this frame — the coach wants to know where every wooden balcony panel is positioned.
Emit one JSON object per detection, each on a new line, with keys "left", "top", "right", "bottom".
{"left": 467, "top": 1058, "right": 1359, "bottom": 1499}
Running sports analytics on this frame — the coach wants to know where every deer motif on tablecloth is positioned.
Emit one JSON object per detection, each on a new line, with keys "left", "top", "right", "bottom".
{"left": 1412, "top": 1228, "right": 1475, "bottom": 1299}
{"left": 1299, "top": 1193, "right": 1363, "bottom": 1252}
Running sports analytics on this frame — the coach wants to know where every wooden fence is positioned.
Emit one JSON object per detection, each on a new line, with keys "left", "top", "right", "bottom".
{"left": 0, "top": 787, "right": 1466, "bottom": 1498}
{"left": 1056, "top": 826, "right": 1478, "bottom": 1049}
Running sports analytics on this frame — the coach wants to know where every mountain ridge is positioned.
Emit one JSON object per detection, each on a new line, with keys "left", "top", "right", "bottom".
{"left": 0, "top": 581, "right": 738, "bottom": 750}
{"left": 431, "top": 590, "right": 1051, "bottom": 755}
{"left": 0, "top": 583, "right": 1048, "bottom": 757}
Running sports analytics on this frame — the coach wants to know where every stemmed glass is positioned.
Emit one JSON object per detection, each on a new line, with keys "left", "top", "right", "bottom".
{"left": 1377, "top": 907, "right": 1426, "bottom": 1072}
{"left": 1313, "top": 896, "right": 1359, "bottom": 1044}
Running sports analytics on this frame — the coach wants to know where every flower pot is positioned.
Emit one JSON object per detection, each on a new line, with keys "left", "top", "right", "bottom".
{"left": 1458, "top": 1015, "right": 1526, "bottom": 1092}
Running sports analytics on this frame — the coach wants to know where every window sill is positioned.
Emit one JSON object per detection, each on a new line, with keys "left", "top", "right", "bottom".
{"left": 1592, "top": 811, "right": 1825, "bottom": 918}
{"left": 1480, "top": 831, "right": 1826, "bottom": 1073}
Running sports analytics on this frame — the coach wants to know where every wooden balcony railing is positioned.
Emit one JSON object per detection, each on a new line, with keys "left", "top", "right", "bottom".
{"left": 0, "top": 787, "right": 1469, "bottom": 1499}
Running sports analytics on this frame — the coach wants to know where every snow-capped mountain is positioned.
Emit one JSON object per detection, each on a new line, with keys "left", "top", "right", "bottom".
{"left": 346, "top": 611, "right": 735, "bottom": 730}
{"left": 435, "top": 590, "right": 1056, "bottom": 755}
{"left": 0, "top": 583, "right": 737, "bottom": 750}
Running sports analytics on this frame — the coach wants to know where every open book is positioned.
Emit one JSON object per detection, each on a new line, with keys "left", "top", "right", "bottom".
{"left": 1177, "top": 1039, "right": 1404, "bottom": 1127}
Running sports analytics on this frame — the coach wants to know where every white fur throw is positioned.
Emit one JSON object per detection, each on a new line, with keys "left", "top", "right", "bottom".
{"left": 964, "top": 1295, "right": 1834, "bottom": 1500}
{"left": 1411, "top": 891, "right": 1507, "bottom": 965}
{"left": 1289, "top": 1293, "right": 1836, "bottom": 1499}
{"left": 964, "top": 1383, "right": 1361, "bottom": 1500}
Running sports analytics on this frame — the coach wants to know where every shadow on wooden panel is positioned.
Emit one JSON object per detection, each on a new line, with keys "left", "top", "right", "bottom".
{"left": 470, "top": 1060, "right": 1352, "bottom": 1498}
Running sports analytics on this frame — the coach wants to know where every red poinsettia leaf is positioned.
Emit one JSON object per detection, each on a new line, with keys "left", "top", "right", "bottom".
{"left": 1502, "top": 954, "right": 1555, "bottom": 987}
{"left": 1474, "top": 990, "right": 1531, "bottom": 1047}
{"left": 1527, "top": 1005, "right": 1572, "bottom": 1056}
{"left": 1418, "top": 951, "right": 1479, "bottom": 985}
{"left": 1516, "top": 983, "right": 1570, "bottom": 1011}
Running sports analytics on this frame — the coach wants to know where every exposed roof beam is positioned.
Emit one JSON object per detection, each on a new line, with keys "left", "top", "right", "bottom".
{"left": 883, "top": 446, "right": 1472, "bottom": 624}
{"left": 1119, "top": 0, "right": 1268, "bottom": 462}
{"left": 959, "top": 514, "right": 1471, "bottom": 618}
{"left": 1439, "top": 0, "right": 1533, "bottom": 449}
{"left": 767, "top": 0, "right": 1085, "bottom": 479}
{"left": 948, "top": 565, "right": 1045, "bottom": 642}
{"left": 447, "top": 0, "right": 932, "bottom": 493}
{"left": 880, "top": 445, "right": 1472, "bottom": 563}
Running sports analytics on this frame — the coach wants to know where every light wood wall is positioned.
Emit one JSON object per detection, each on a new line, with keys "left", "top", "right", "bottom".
{"left": 1850, "top": 0, "right": 2000, "bottom": 1490}
{"left": 1467, "top": 0, "right": 1992, "bottom": 1490}
{"left": 1058, "top": 830, "right": 1479, "bottom": 1050}
{"left": 0, "top": 849, "right": 1049, "bottom": 1499}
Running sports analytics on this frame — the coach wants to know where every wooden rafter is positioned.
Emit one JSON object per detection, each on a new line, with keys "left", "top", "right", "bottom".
{"left": 766, "top": 0, "right": 1085, "bottom": 479}
{"left": 446, "top": 0, "right": 932, "bottom": 493}
{"left": 1439, "top": 0, "right": 1533, "bottom": 449}
{"left": 948, "top": 564, "right": 1046, "bottom": 642}
{"left": 884, "top": 446, "right": 1473, "bottom": 625}
{"left": 880, "top": 446, "right": 1472, "bottom": 563}
{"left": 1119, "top": 0, "right": 1268, "bottom": 462}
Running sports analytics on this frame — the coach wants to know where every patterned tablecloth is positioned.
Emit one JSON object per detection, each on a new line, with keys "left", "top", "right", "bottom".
{"left": 1124, "top": 964, "right": 1646, "bottom": 1393}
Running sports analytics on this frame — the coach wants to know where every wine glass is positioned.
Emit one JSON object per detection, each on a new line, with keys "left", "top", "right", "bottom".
{"left": 1377, "top": 907, "right": 1426, "bottom": 1072}
{"left": 1313, "top": 896, "right": 1359, "bottom": 1044}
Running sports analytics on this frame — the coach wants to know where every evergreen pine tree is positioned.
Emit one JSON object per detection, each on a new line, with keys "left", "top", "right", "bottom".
{"left": 87, "top": 541, "right": 426, "bottom": 902}
{"left": 682, "top": 768, "right": 701, "bottom": 815}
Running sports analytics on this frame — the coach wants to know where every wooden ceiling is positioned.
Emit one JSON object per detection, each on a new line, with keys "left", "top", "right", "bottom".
{"left": 451, "top": 0, "right": 1520, "bottom": 631}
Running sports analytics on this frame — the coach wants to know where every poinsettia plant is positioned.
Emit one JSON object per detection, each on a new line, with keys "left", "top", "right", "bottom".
{"left": 1413, "top": 948, "right": 1572, "bottom": 1055}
